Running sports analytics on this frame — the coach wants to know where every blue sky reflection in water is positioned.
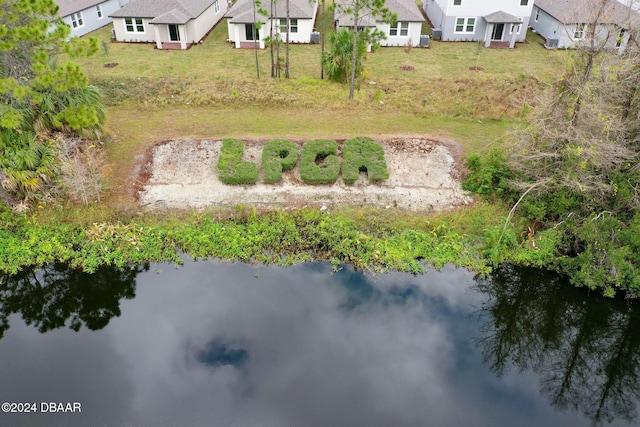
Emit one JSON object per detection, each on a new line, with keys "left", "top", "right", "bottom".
{"left": 0, "top": 260, "right": 638, "bottom": 427}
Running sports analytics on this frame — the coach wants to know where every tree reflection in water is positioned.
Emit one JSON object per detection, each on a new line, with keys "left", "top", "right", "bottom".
{"left": 0, "top": 263, "right": 148, "bottom": 339}
{"left": 475, "top": 264, "right": 640, "bottom": 425}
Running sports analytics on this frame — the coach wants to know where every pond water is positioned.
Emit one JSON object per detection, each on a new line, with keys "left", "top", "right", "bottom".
{"left": 0, "top": 260, "right": 639, "bottom": 427}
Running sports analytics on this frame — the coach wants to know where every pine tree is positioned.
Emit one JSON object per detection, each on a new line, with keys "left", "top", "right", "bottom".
{"left": 0, "top": 0, "right": 103, "bottom": 197}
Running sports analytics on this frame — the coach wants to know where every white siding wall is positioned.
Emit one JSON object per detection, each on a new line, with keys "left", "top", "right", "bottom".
{"left": 227, "top": 19, "right": 235, "bottom": 41}
{"left": 530, "top": 6, "right": 630, "bottom": 51}
{"left": 377, "top": 22, "right": 423, "bottom": 46}
{"left": 188, "top": 1, "right": 228, "bottom": 42}
{"left": 529, "top": 6, "right": 570, "bottom": 46}
{"left": 432, "top": 0, "right": 532, "bottom": 16}
{"left": 271, "top": 18, "right": 316, "bottom": 43}
{"left": 424, "top": 0, "right": 533, "bottom": 43}
{"left": 228, "top": 18, "right": 315, "bottom": 47}
{"left": 113, "top": 17, "right": 156, "bottom": 42}
{"left": 228, "top": 22, "right": 267, "bottom": 48}
{"left": 63, "top": 0, "right": 122, "bottom": 38}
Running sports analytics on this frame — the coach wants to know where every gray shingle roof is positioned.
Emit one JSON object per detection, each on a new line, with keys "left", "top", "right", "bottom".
{"left": 484, "top": 10, "right": 522, "bottom": 24}
{"left": 225, "top": 0, "right": 317, "bottom": 23}
{"left": 110, "top": 0, "right": 215, "bottom": 21}
{"left": 385, "top": 0, "right": 425, "bottom": 22}
{"left": 56, "top": 0, "right": 105, "bottom": 17}
{"left": 535, "top": 0, "right": 640, "bottom": 26}
{"left": 334, "top": 0, "right": 424, "bottom": 27}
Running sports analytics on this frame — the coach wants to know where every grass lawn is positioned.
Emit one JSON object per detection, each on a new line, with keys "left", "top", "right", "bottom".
{"left": 72, "top": 7, "right": 568, "bottom": 208}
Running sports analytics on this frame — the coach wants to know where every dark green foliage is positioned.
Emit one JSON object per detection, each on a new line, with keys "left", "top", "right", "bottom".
{"left": 0, "top": 1, "right": 102, "bottom": 135}
{"left": 32, "top": 84, "right": 106, "bottom": 138}
{"left": 323, "top": 29, "right": 365, "bottom": 84}
{"left": 342, "top": 137, "right": 388, "bottom": 184}
{"left": 300, "top": 139, "right": 341, "bottom": 184}
{"left": 462, "top": 151, "right": 512, "bottom": 197}
{"left": 217, "top": 139, "right": 258, "bottom": 185}
{"left": 261, "top": 139, "right": 298, "bottom": 183}
{"left": 555, "top": 213, "right": 640, "bottom": 298}
{"left": 0, "top": 131, "right": 56, "bottom": 195}
{"left": 0, "top": 0, "right": 103, "bottom": 197}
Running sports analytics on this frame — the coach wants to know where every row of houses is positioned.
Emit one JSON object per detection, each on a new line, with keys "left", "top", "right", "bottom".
{"left": 57, "top": 0, "right": 640, "bottom": 52}
{"left": 57, "top": 0, "right": 426, "bottom": 49}
{"left": 426, "top": 0, "right": 639, "bottom": 52}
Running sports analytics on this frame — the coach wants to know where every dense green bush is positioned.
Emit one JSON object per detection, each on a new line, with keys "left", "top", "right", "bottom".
{"left": 462, "top": 151, "right": 512, "bottom": 197}
{"left": 342, "top": 137, "right": 389, "bottom": 184}
{"left": 300, "top": 139, "right": 341, "bottom": 184}
{"left": 217, "top": 138, "right": 258, "bottom": 185}
{"left": 261, "top": 139, "right": 299, "bottom": 183}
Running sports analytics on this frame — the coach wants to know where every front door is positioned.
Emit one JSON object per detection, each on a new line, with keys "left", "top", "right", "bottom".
{"left": 491, "top": 23, "right": 504, "bottom": 41}
{"left": 169, "top": 24, "right": 180, "bottom": 42}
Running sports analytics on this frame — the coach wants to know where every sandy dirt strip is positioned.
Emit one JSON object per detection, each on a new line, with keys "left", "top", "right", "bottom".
{"left": 136, "top": 135, "right": 473, "bottom": 212}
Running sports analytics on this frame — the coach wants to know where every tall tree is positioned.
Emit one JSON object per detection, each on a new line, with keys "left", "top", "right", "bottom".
{"left": 465, "top": 0, "right": 640, "bottom": 295}
{"left": 270, "top": 0, "right": 277, "bottom": 77}
{"left": 0, "top": 0, "right": 103, "bottom": 197}
{"left": 0, "top": 0, "right": 101, "bottom": 133}
{"left": 320, "top": 0, "right": 326, "bottom": 79}
{"left": 252, "top": 0, "right": 262, "bottom": 78}
{"left": 333, "top": 0, "right": 395, "bottom": 99}
{"left": 285, "top": 0, "right": 291, "bottom": 78}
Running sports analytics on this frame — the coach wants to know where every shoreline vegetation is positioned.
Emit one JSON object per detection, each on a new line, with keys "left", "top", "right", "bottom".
{"left": 0, "top": 201, "right": 559, "bottom": 280}
{"left": 4, "top": 5, "right": 638, "bottom": 299}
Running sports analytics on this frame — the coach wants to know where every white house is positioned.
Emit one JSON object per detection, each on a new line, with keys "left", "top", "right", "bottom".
{"left": 530, "top": 0, "right": 640, "bottom": 52}
{"left": 424, "top": 0, "right": 534, "bottom": 48}
{"left": 56, "top": 0, "right": 128, "bottom": 38}
{"left": 225, "top": 0, "right": 319, "bottom": 49}
{"left": 334, "top": 0, "right": 426, "bottom": 47}
{"left": 110, "top": 0, "right": 228, "bottom": 49}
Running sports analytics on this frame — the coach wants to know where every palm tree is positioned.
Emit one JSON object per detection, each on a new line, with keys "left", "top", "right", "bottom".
{"left": 322, "top": 28, "right": 365, "bottom": 83}
{"left": 0, "top": 131, "right": 56, "bottom": 196}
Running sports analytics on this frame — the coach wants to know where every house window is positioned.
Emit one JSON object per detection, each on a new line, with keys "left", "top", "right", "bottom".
{"left": 453, "top": 0, "right": 461, "bottom": 5}
{"left": 96, "top": 4, "right": 103, "bottom": 19}
{"left": 454, "top": 17, "right": 475, "bottom": 33}
{"left": 510, "top": 17, "right": 523, "bottom": 34}
{"left": 279, "top": 18, "right": 298, "bottom": 33}
{"left": 390, "top": 22, "right": 409, "bottom": 36}
{"left": 534, "top": 9, "right": 540, "bottom": 22}
{"left": 574, "top": 23, "right": 585, "bottom": 39}
{"left": 520, "top": 0, "right": 528, "bottom": 6}
{"left": 71, "top": 12, "right": 84, "bottom": 28}
{"left": 125, "top": 18, "right": 145, "bottom": 33}
{"left": 214, "top": 0, "right": 220, "bottom": 14}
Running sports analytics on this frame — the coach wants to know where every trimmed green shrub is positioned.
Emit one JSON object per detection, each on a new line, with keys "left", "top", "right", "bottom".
{"left": 261, "top": 139, "right": 299, "bottom": 184}
{"left": 217, "top": 138, "right": 258, "bottom": 185}
{"left": 342, "top": 137, "right": 389, "bottom": 184}
{"left": 300, "top": 139, "right": 341, "bottom": 184}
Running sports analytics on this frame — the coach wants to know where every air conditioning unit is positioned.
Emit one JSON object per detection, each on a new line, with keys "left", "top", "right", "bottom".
{"left": 420, "top": 35, "right": 430, "bottom": 47}
{"left": 311, "top": 31, "right": 320, "bottom": 43}
{"left": 545, "top": 38, "right": 559, "bottom": 48}
{"left": 431, "top": 29, "right": 442, "bottom": 40}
